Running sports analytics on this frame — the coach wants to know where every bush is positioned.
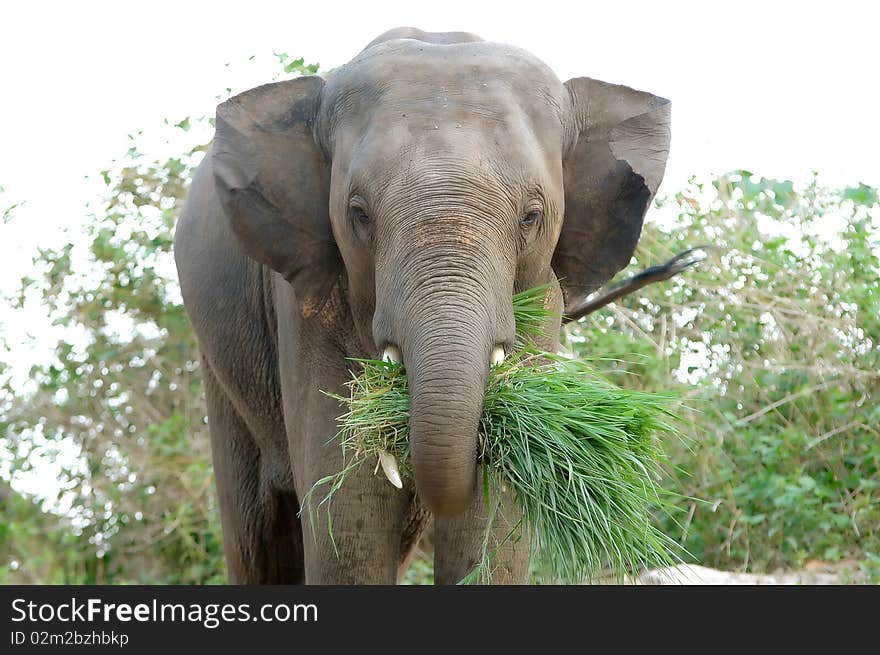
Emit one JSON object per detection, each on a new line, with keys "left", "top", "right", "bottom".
{"left": 571, "top": 173, "right": 879, "bottom": 575}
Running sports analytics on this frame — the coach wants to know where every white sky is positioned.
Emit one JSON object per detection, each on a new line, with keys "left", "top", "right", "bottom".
{"left": 1, "top": 0, "right": 878, "bottom": 342}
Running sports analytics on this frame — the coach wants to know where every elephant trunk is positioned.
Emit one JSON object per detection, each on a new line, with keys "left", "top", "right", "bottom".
{"left": 403, "top": 295, "right": 493, "bottom": 516}
{"left": 375, "top": 238, "right": 513, "bottom": 517}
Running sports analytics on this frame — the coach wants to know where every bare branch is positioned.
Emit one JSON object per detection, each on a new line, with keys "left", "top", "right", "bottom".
{"left": 562, "top": 246, "right": 713, "bottom": 325}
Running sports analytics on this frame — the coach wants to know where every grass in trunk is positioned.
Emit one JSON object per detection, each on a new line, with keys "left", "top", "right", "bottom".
{"left": 303, "top": 285, "right": 687, "bottom": 583}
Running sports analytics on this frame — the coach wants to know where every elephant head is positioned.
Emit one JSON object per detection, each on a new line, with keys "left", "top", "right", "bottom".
{"left": 210, "top": 33, "right": 670, "bottom": 517}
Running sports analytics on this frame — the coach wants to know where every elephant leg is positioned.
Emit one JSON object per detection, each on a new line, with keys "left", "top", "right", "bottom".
{"left": 433, "top": 470, "right": 531, "bottom": 585}
{"left": 203, "top": 362, "right": 305, "bottom": 584}
{"left": 296, "top": 448, "right": 417, "bottom": 584}
{"left": 297, "top": 468, "right": 415, "bottom": 584}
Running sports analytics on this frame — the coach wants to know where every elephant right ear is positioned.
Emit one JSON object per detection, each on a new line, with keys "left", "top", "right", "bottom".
{"left": 212, "top": 76, "right": 341, "bottom": 316}
{"left": 553, "top": 78, "right": 671, "bottom": 312}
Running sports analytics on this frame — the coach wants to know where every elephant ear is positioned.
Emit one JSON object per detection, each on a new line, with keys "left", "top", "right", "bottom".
{"left": 553, "top": 77, "right": 671, "bottom": 312}
{"left": 212, "top": 76, "right": 341, "bottom": 317}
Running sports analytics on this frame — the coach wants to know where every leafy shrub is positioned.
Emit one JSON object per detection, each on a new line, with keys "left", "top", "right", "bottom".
{"left": 572, "top": 173, "right": 879, "bottom": 575}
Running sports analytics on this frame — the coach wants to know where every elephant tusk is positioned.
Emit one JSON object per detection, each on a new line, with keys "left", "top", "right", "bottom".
{"left": 378, "top": 450, "right": 403, "bottom": 489}
{"left": 491, "top": 345, "right": 505, "bottom": 367}
{"left": 382, "top": 345, "right": 402, "bottom": 364}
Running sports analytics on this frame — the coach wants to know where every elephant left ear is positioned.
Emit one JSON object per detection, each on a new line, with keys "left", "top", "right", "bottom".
{"left": 212, "top": 77, "right": 341, "bottom": 318}
{"left": 552, "top": 77, "right": 671, "bottom": 312}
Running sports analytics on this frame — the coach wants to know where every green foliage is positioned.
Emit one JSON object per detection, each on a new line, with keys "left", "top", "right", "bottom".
{"left": 571, "top": 172, "right": 879, "bottom": 576}
{"left": 273, "top": 52, "right": 320, "bottom": 76}
{"left": 479, "top": 352, "right": 683, "bottom": 583}
{"left": 0, "top": 481, "right": 65, "bottom": 584}
{"left": 1, "top": 132, "right": 224, "bottom": 583}
{"left": 401, "top": 555, "right": 434, "bottom": 585}
{"left": 1, "top": 186, "right": 23, "bottom": 225}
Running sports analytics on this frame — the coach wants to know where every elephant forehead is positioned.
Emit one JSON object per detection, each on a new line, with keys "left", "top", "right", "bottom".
{"left": 348, "top": 108, "right": 561, "bottom": 179}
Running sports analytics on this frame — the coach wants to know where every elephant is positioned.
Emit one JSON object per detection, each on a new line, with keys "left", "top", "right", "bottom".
{"left": 173, "top": 26, "right": 671, "bottom": 584}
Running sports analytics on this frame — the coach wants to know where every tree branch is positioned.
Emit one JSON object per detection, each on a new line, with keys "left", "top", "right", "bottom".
{"left": 562, "top": 246, "right": 713, "bottom": 325}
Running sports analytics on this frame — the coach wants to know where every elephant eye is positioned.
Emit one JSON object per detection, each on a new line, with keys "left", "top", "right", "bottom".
{"left": 521, "top": 209, "right": 542, "bottom": 229}
{"left": 349, "top": 196, "right": 371, "bottom": 227}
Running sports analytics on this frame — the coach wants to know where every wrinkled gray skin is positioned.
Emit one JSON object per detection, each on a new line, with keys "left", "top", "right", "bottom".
{"left": 174, "top": 27, "right": 671, "bottom": 584}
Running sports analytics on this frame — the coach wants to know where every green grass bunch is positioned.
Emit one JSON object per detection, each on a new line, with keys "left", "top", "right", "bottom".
{"left": 305, "top": 286, "right": 685, "bottom": 583}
